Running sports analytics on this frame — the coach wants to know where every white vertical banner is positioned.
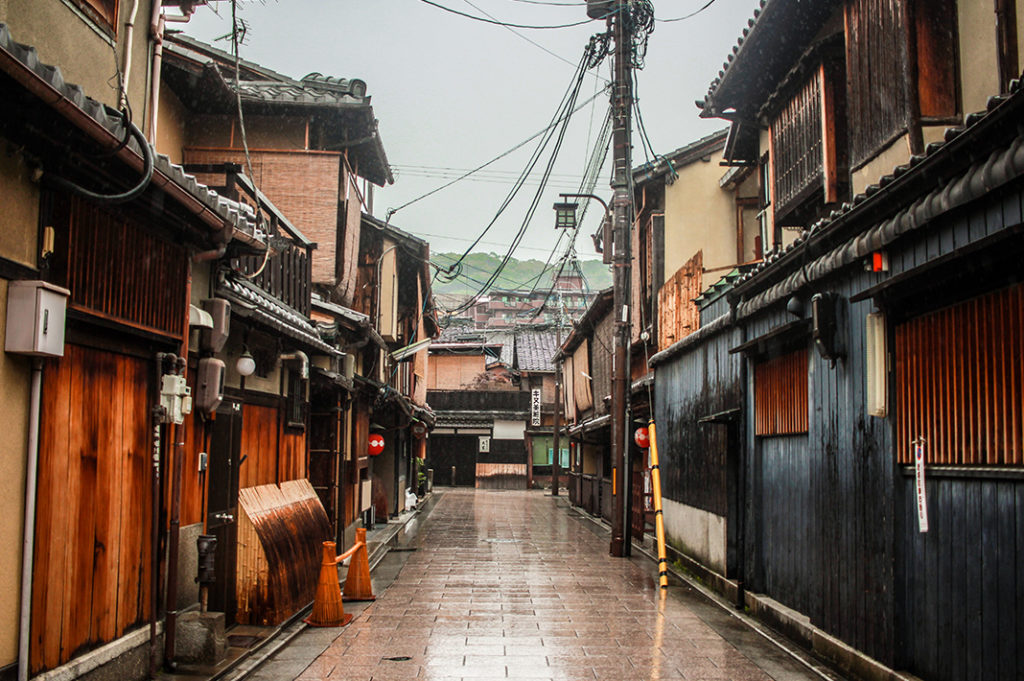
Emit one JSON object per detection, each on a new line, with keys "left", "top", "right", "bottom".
{"left": 914, "top": 439, "right": 929, "bottom": 533}
{"left": 531, "top": 388, "right": 542, "bottom": 427}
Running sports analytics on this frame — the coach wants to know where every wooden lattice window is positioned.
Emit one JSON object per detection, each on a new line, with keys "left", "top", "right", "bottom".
{"left": 770, "top": 71, "right": 822, "bottom": 219}
{"left": 895, "top": 283, "right": 1024, "bottom": 465}
{"left": 51, "top": 193, "right": 189, "bottom": 338}
{"left": 754, "top": 348, "right": 809, "bottom": 436}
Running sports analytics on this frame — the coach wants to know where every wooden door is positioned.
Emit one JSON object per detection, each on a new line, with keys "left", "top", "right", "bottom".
{"left": 32, "top": 345, "right": 153, "bottom": 673}
{"left": 206, "top": 398, "right": 242, "bottom": 624}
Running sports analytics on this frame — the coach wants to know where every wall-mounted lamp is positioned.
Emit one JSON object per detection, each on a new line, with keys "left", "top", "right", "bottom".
{"left": 236, "top": 349, "right": 256, "bottom": 377}
{"left": 553, "top": 202, "right": 578, "bottom": 230}
{"left": 786, "top": 294, "right": 803, "bottom": 317}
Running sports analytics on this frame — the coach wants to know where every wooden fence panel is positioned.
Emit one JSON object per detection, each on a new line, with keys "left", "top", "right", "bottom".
{"left": 658, "top": 251, "right": 702, "bottom": 350}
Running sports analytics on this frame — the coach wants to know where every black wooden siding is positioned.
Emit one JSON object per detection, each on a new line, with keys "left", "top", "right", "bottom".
{"left": 900, "top": 473, "right": 1024, "bottom": 681}
{"left": 654, "top": 326, "right": 741, "bottom": 519}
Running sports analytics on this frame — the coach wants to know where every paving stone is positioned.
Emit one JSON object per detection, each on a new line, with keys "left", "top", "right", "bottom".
{"left": 269, "top": 489, "right": 843, "bottom": 681}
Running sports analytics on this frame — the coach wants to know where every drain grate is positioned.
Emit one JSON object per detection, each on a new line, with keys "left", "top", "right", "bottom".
{"left": 381, "top": 656, "right": 413, "bottom": 662}
{"left": 481, "top": 538, "right": 518, "bottom": 544}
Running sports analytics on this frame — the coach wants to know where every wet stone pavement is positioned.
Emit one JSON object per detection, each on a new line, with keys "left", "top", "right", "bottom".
{"left": 255, "top": 489, "right": 843, "bottom": 681}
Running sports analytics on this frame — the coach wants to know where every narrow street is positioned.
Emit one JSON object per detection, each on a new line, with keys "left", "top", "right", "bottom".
{"left": 249, "top": 489, "right": 843, "bottom": 681}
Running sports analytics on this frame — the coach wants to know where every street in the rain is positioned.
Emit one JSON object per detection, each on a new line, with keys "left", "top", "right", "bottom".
{"left": 245, "top": 489, "right": 842, "bottom": 681}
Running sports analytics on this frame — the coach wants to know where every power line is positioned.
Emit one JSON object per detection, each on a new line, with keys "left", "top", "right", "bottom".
{"left": 386, "top": 85, "right": 610, "bottom": 219}
{"left": 657, "top": 0, "right": 719, "bottom": 22}
{"left": 417, "top": 0, "right": 594, "bottom": 28}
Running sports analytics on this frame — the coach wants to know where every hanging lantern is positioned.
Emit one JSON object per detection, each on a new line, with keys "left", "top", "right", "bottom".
{"left": 368, "top": 433, "right": 385, "bottom": 456}
{"left": 634, "top": 426, "right": 650, "bottom": 449}
{"left": 410, "top": 421, "right": 427, "bottom": 440}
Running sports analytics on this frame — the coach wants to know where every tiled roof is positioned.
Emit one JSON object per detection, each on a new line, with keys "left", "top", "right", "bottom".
{"left": 219, "top": 272, "right": 340, "bottom": 356}
{"left": 516, "top": 332, "right": 559, "bottom": 372}
{"left": 163, "top": 34, "right": 393, "bottom": 186}
{"left": 0, "top": 23, "right": 260, "bottom": 244}
{"left": 632, "top": 128, "right": 728, "bottom": 184}
{"left": 697, "top": 0, "right": 840, "bottom": 118}
{"left": 731, "top": 78, "right": 1024, "bottom": 316}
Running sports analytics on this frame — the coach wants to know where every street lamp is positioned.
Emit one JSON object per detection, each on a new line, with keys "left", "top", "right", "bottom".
{"left": 552, "top": 201, "right": 579, "bottom": 230}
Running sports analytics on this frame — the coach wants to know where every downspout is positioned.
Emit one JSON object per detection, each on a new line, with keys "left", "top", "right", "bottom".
{"left": 120, "top": 0, "right": 140, "bottom": 110}
{"left": 147, "top": 2, "right": 164, "bottom": 143}
{"left": 279, "top": 351, "right": 309, "bottom": 379}
{"left": 17, "top": 359, "right": 43, "bottom": 681}
{"left": 150, "top": 353, "right": 170, "bottom": 677}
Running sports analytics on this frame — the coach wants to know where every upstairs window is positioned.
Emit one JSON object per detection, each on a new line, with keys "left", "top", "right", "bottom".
{"left": 75, "top": 0, "right": 118, "bottom": 30}
{"left": 846, "top": 0, "right": 957, "bottom": 167}
{"left": 769, "top": 57, "right": 846, "bottom": 226}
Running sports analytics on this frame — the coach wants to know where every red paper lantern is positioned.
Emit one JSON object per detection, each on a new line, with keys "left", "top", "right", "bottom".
{"left": 368, "top": 434, "right": 385, "bottom": 456}
{"left": 634, "top": 426, "right": 650, "bottom": 449}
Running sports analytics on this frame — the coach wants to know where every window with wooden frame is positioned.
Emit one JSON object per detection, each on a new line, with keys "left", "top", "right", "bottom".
{"left": 73, "top": 0, "right": 119, "bottom": 29}
{"left": 846, "top": 0, "right": 958, "bottom": 167}
{"left": 286, "top": 369, "right": 306, "bottom": 430}
{"left": 894, "top": 283, "right": 1023, "bottom": 466}
{"left": 769, "top": 59, "right": 845, "bottom": 225}
{"left": 47, "top": 192, "right": 188, "bottom": 338}
{"left": 754, "top": 348, "right": 809, "bottom": 436}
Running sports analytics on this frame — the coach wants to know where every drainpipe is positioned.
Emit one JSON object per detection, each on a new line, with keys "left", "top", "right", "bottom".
{"left": 279, "top": 351, "right": 309, "bottom": 379}
{"left": 17, "top": 359, "right": 43, "bottom": 681}
{"left": 120, "top": 0, "right": 140, "bottom": 110}
{"left": 147, "top": 1, "right": 165, "bottom": 143}
{"left": 150, "top": 352, "right": 170, "bottom": 677}
{"left": 163, "top": 354, "right": 186, "bottom": 670}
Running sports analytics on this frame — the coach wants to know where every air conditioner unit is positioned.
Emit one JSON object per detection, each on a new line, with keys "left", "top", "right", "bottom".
{"left": 195, "top": 357, "right": 226, "bottom": 414}
{"left": 200, "top": 299, "right": 230, "bottom": 353}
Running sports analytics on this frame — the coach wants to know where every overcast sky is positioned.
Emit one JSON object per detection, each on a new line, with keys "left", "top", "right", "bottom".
{"left": 183, "top": 0, "right": 760, "bottom": 276}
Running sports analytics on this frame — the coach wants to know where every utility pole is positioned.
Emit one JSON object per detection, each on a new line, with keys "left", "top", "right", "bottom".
{"left": 551, "top": 295, "right": 562, "bottom": 496}
{"left": 607, "top": 0, "right": 633, "bottom": 558}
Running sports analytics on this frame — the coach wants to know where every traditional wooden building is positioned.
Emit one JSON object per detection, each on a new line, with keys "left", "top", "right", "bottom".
{"left": 0, "top": 2, "right": 286, "bottom": 677}
{"left": 650, "top": 1, "right": 1024, "bottom": 679}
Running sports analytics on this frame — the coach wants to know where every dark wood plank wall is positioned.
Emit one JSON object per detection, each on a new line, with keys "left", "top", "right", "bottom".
{"left": 742, "top": 285, "right": 897, "bottom": 665}
{"left": 885, "top": 174, "right": 1024, "bottom": 679}
{"left": 653, "top": 326, "right": 741, "bottom": 517}
{"left": 426, "top": 434, "right": 478, "bottom": 486}
{"left": 32, "top": 345, "right": 153, "bottom": 673}
{"left": 845, "top": 0, "right": 909, "bottom": 167}
{"left": 280, "top": 430, "right": 307, "bottom": 482}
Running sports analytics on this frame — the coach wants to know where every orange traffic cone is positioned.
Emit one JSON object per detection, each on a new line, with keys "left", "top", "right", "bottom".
{"left": 342, "top": 528, "right": 376, "bottom": 602}
{"left": 305, "top": 541, "right": 352, "bottom": 627}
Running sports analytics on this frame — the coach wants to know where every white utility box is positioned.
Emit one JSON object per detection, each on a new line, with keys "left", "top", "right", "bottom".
{"left": 5, "top": 280, "right": 70, "bottom": 357}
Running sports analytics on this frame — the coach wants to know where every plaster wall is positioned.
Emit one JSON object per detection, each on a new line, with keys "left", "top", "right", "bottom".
{"left": 0, "top": 0, "right": 153, "bottom": 123}
{"left": 156, "top": 83, "right": 188, "bottom": 165}
{"left": 0, "top": 278, "right": 30, "bottom": 667}
{"left": 0, "top": 146, "right": 39, "bottom": 268}
{"left": 957, "top": 0, "right": 1000, "bottom": 115}
{"left": 662, "top": 496, "right": 727, "bottom": 575}
{"left": 662, "top": 154, "right": 735, "bottom": 283}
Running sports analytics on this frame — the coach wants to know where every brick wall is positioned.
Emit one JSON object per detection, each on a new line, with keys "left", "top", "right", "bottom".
{"left": 185, "top": 148, "right": 341, "bottom": 285}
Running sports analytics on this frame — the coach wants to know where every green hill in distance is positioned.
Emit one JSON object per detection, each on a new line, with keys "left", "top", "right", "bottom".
{"left": 430, "top": 252, "right": 612, "bottom": 296}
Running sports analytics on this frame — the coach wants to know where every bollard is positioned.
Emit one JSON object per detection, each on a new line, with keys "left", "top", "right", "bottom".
{"left": 451, "top": 465, "right": 456, "bottom": 486}
{"left": 427, "top": 468, "right": 434, "bottom": 492}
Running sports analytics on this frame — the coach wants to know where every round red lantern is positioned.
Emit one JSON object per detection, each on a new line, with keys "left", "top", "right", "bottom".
{"left": 634, "top": 426, "right": 650, "bottom": 449}
{"left": 368, "top": 434, "right": 385, "bottom": 456}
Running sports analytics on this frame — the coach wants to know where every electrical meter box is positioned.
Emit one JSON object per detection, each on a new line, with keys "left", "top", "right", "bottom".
{"left": 5, "top": 280, "right": 70, "bottom": 357}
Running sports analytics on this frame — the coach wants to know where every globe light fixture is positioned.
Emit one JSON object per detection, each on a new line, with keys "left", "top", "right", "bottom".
{"left": 236, "top": 349, "right": 256, "bottom": 377}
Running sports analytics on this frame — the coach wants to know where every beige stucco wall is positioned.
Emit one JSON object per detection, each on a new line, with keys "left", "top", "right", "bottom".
{"left": 0, "top": 0, "right": 153, "bottom": 121}
{"left": 0, "top": 279, "right": 31, "bottom": 668}
{"left": 0, "top": 149, "right": 39, "bottom": 268}
{"left": 958, "top": 0, "right": 1000, "bottom": 114}
{"left": 662, "top": 153, "right": 736, "bottom": 284}
{"left": 156, "top": 83, "right": 189, "bottom": 165}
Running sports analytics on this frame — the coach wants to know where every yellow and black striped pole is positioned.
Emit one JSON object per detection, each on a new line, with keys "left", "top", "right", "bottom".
{"left": 648, "top": 419, "right": 668, "bottom": 588}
